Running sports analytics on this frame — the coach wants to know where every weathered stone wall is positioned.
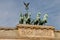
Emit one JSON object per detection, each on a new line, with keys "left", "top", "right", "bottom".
{"left": 0, "top": 30, "right": 20, "bottom": 39}
{"left": 17, "top": 24, "right": 55, "bottom": 38}
{"left": 17, "top": 24, "right": 56, "bottom": 40}
{"left": 0, "top": 24, "right": 60, "bottom": 40}
{"left": 55, "top": 30, "right": 60, "bottom": 38}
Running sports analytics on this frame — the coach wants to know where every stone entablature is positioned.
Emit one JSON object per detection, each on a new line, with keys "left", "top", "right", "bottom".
{"left": 17, "top": 24, "right": 55, "bottom": 30}
{"left": 0, "top": 24, "right": 59, "bottom": 40}
{"left": 17, "top": 24, "right": 55, "bottom": 38}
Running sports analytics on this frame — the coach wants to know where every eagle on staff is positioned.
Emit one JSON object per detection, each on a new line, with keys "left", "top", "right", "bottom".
{"left": 24, "top": 2, "right": 29, "bottom": 10}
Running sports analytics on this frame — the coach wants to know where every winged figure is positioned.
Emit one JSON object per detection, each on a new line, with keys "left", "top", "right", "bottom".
{"left": 24, "top": 2, "right": 29, "bottom": 10}
{"left": 24, "top": 2, "right": 29, "bottom": 8}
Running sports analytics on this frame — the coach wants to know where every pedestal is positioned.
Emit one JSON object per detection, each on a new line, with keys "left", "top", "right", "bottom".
{"left": 17, "top": 24, "right": 55, "bottom": 39}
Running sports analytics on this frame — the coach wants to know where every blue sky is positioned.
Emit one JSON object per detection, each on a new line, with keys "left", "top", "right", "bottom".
{"left": 0, "top": 0, "right": 60, "bottom": 30}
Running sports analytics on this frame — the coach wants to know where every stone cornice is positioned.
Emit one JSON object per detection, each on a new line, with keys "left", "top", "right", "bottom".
{"left": 17, "top": 24, "right": 55, "bottom": 30}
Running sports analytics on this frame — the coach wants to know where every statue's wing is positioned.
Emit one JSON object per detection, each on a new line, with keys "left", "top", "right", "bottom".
{"left": 24, "top": 2, "right": 27, "bottom": 6}
{"left": 27, "top": 3, "right": 29, "bottom": 7}
{"left": 24, "top": 2, "right": 29, "bottom": 7}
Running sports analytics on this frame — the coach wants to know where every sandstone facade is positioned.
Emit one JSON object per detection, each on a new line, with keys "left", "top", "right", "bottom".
{"left": 0, "top": 24, "right": 60, "bottom": 40}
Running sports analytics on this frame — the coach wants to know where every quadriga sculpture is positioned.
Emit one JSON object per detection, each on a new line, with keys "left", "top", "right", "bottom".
{"left": 33, "top": 12, "right": 41, "bottom": 25}
{"left": 40, "top": 13, "right": 48, "bottom": 25}
{"left": 19, "top": 12, "right": 24, "bottom": 24}
{"left": 23, "top": 13, "right": 31, "bottom": 24}
{"left": 19, "top": 12, "right": 48, "bottom": 25}
{"left": 19, "top": 2, "right": 48, "bottom": 25}
{"left": 26, "top": 13, "right": 31, "bottom": 24}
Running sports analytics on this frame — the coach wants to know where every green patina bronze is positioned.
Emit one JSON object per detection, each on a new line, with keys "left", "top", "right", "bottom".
{"left": 19, "top": 12, "right": 24, "bottom": 24}
{"left": 19, "top": 2, "right": 48, "bottom": 25}
{"left": 39, "top": 13, "right": 48, "bottom": 25}
{"left": 32, "top": 12, "right": 41, "bottom": 25}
